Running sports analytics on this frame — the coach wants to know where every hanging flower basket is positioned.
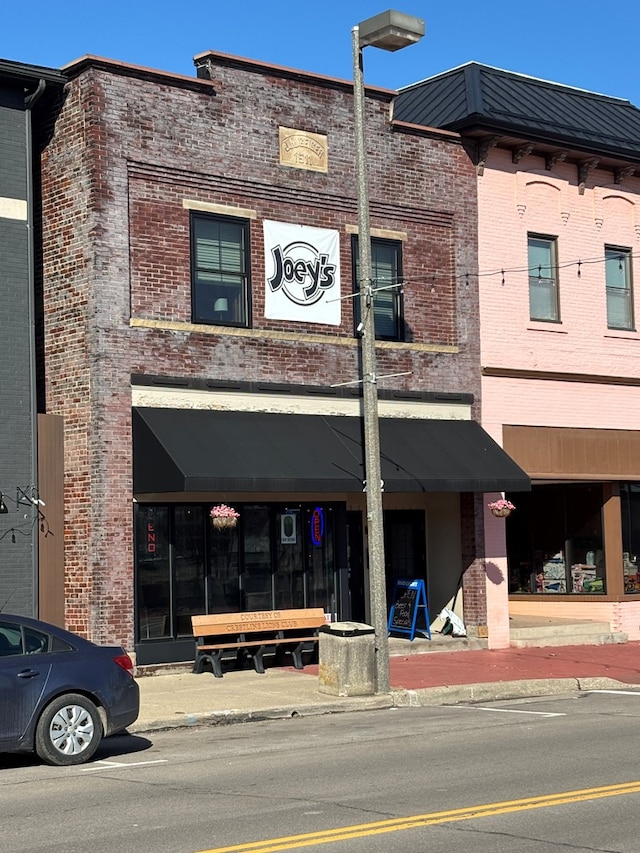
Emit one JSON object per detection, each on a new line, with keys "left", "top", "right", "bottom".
{"left": 212, "top": 516, "right": 237, "bottom": 530}
{"left": 488, "top": 499, "right": 515, "bottom": 518}
{"left": 210, "top": 504, "right": 240, "bottom": 530}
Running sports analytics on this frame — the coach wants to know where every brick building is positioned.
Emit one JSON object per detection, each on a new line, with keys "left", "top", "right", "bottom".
{"left": 39, "top": 52, "right": 527, "bottom": 664}
{"left": 0, "top": 60, "right": 64, "bottom": 621}
{"left": 396, "top": 63, "right": 640, "bottom": 644}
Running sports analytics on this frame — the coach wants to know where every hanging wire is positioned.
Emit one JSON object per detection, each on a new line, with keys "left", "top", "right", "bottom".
{"left": 396, "top": 249, "right": 640, "bottom": 288}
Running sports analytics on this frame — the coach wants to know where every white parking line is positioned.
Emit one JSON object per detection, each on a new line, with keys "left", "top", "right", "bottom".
{"left": 451, "top": 706, "right": 565, "bottom": 717}
{"left": 80, "top": 759, "right": 168, "bottom": 771}
{"left": 588, "top": 689, "right": 640, "bottom": 696}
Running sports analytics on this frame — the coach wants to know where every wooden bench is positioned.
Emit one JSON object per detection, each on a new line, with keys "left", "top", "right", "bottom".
{"left": 191, "top": 608, "right": 327, "bottom": 678}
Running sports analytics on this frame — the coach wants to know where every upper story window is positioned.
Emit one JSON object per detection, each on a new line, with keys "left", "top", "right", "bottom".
{"left": 191, "top": 213, "right": 250, "bottom": 327}
{"left": 352, "top": 237, "right": 404, "bottom": 341}
{"left": 528, "top": 235, "right": 559, "bottom": 322}
{"left": 605, "top": 246, "right": 634, "bottom": 331}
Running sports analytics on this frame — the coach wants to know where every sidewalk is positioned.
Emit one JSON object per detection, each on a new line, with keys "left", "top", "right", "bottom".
{"left": 129, "top": 638, "right": 640, "bottom": 734}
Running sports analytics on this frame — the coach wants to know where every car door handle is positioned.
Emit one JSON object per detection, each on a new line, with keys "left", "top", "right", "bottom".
{"left": 17, "top": 669, "right": 40, "bottom": 679}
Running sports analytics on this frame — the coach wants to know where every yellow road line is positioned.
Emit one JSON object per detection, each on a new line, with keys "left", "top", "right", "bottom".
{"left": 195, "top": 780, "right": 640, "bottom": 853}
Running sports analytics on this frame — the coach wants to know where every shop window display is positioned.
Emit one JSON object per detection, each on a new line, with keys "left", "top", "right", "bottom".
{"left": 507, "top": 484, "right": 605, "bottom": 595}
{"left": 621, "top": 484, "right": 640, "bottom": 593}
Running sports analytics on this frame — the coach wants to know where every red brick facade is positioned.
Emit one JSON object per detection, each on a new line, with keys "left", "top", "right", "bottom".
{"left": 39, "top": 53, "right": 481, "bottom": 648}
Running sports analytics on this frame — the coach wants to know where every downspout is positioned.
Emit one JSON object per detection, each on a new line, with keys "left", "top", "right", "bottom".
{"left": 24, "top": 78, "right": 46, "bottom": 617}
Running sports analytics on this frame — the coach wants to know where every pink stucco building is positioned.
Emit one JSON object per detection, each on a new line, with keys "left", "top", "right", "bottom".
{"left": 396, "top": 64, "right": 640, "bottom": 646}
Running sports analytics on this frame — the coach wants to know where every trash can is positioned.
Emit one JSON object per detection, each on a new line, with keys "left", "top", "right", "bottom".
{"left": 318, "top": 621, "right": 375, "bottom": 697}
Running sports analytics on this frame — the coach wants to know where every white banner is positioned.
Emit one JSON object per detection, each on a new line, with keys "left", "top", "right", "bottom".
{"left": 264, "top": 220, "right": 341, "bottom": 325}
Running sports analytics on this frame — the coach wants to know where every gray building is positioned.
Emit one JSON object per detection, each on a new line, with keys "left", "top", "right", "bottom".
{"left": 0, "top": 59, "right": 64, "bottom": 618}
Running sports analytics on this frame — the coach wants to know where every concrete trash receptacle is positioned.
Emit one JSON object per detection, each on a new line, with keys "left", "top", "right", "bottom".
{"left": 317, "top": 621, "right": 375, "bottom": 697}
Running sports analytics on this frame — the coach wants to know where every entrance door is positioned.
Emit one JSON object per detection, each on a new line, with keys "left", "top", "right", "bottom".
{"left": 384, "top": 510, "right": 427, "bottom": 607}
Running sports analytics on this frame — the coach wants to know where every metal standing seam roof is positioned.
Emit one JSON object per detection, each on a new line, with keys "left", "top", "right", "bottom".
{"left": 394, "top": 62, "right": 640, "bottom": 162}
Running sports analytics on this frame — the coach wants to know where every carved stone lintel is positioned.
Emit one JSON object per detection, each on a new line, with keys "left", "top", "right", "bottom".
{"left": 545, "top": 151, "right": 567, "bottom": 171}
{"left": 512, "top": 143, "right": 534, "bottom": 164}
{"left": 578, "top": 158, "right": 599, "bottom": 195}
{"left": 475, "top": 136, "right": 500, "bottom": 176}
{"left": 614, "top": 165, "right": 635, "bottom": 184}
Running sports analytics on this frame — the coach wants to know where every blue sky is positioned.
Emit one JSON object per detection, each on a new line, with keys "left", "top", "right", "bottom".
{"left": 2, "top": 1, "right": 638, "bottom": 104}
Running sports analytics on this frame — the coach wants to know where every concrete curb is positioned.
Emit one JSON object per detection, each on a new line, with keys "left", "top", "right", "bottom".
{"left": 128, "top": 677, "right": 640, "bottom": 735}
{"left": 391, "top": 677, "right": 640, "bottom": 707}
{"left": 129, "top": 695, "right": 393, "bottom": 734}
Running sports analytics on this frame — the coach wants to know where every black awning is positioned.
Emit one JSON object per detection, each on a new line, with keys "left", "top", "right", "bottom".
{"left": 132, "top": 407, "right": 530, "bottom": 495}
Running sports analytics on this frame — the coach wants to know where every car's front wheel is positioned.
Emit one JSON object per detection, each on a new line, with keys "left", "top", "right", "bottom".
{"left": 35, "top": 693, "right": 103, "bottom": 766}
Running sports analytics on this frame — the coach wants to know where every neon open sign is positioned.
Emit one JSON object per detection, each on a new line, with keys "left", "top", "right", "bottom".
{"left": 311, "top": 507, "right": 324, "bottom": 546}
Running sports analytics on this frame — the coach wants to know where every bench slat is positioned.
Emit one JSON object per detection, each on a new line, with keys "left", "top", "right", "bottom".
{"left": 191, "top": 609, "right": 324, "bottom": 678}
{"left": 192, "top": 608, "right": 325, "bottom": 636}
{"left": 198, "top": 636, "right": 318, "bottom": 651}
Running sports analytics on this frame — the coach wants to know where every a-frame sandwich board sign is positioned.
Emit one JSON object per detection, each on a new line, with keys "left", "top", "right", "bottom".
{"left": 387, "top": 578, "right": 431, "bottom": 641}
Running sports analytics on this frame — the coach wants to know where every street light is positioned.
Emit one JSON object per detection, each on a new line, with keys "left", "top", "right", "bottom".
{"left": 352, "top": 10, "right": 424, "bottom": 694}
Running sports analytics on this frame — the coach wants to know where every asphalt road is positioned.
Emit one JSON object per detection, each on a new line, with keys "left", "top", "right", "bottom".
{"left": 2, "top": 689, "right": 640, "bottom": 852}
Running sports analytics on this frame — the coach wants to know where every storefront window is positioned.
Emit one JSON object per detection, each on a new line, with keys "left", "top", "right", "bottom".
{"left": 241, "top": 506, "right": 272, "bottom": 610}
{"left": 174, "top": 506, "right": 206, "bottom": 636}
{"left": 136, "top": 506, "right": 171, "bottom": 638}
{"left": 621, "top": 484, "right": 640, "bottom": 593}
{"left": 207, "top": 505, "right": 241, "bottom": 612}
{"left": 507, "top": 484, "right": 605, "bottom": 594}
{"left": 135, "top": 501, "right": 339, "bottom": 643}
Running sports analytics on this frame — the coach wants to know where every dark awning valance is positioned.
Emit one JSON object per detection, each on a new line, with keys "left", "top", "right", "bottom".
{"left": 132, "top": 407, "right": 530, "bottom": 495}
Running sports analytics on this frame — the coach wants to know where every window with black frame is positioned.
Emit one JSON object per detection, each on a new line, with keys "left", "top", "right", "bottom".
{"left": 191, "top": 213, "right": 250, "bottom": 326}
{"left": 605, "top": 246, "right": 634, "bottom": 331}
{"left": 352, "top": 236, "right": 404, "bottom": 340}
{"left": 528, "top": 234, "right": 560, "bottom": 322}
{"left": 621, "top": 484, "right": 640, "bottom": 593}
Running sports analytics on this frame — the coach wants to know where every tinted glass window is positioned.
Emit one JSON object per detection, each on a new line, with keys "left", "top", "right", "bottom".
{"left": 0, "top": 623, "right": 23, "bottom": 656}
{"left": 24, "top": 628, "right": 50, "bottom": 654}
{"left": 51, "top": 635, "right": 74, "bottom": 652}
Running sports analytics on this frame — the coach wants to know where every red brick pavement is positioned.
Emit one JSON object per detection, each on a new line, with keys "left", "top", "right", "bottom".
{"left": 302, "top": 643, "right": 640, "bottom": 689}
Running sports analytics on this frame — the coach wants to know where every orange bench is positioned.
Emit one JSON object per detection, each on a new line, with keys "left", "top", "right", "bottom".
{"left": 191, "top": 608, "right": 326, "bottom": 678}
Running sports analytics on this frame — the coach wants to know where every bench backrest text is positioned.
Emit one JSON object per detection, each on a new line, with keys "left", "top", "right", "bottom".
{"left": 192, "top": 608, "right": 326, "bottom": 637}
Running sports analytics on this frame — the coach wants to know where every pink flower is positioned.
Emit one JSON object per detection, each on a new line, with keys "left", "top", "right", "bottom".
{"left": 209, "top": 504, "right": 240, "bottom": 519}
{"left": 487, "top": 499, "right": 516, "bottom": 511}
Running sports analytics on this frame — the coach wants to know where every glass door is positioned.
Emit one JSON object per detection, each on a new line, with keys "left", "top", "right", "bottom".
{"left": 274, "top": 504, "right": 336, "bottom": 613}
{"left": 274, "top": 508, "right": 304, "bottom": 609}
{"left": 384, "top": 510, "right": 426, "bottom": 608}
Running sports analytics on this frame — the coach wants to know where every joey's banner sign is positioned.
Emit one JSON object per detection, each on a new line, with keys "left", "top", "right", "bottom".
{"left": 264, "top": 220, "right": 341, "bottom": 325}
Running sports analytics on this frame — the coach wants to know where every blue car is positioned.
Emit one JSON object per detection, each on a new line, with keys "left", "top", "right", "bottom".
{"left": 0, "top": 613, "right": 140, "bottom": 766}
